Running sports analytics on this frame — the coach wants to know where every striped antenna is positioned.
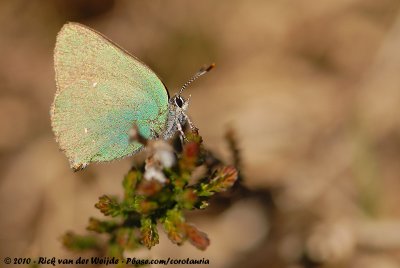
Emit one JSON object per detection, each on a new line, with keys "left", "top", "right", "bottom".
{"left": 178, "top": 63, "right": 215, "bottom": 96}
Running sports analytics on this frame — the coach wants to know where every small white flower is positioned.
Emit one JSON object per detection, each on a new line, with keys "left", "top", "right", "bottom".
{"left": 152, "top": 141, "right": 175, "bottom": 168}
{"left": 144, "top": 166, "right": 167, "bottom": 183}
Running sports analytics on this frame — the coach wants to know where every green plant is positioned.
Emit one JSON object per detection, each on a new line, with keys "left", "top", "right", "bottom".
{"left": 62, "top": 128, "right": 238, "bottom": 260}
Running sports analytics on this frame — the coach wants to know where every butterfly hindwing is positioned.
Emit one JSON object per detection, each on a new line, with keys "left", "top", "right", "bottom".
{"left": 51, "top": 23, "right": 169, "bottom": 168}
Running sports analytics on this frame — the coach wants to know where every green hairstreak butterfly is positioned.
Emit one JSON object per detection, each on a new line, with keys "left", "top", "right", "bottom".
{"left": 50, "top": 23, "right": 214, "bottom": 171}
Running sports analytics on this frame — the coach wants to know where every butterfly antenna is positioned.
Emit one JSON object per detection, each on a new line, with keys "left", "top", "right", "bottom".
{"left": 178, "top": 63, "right": 215, "bottom": 96}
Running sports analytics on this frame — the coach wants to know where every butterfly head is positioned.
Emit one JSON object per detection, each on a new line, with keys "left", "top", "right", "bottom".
{"left": 163, "top": 64, "right": 215, "bottom": 140}
{"left": 171, "top": 94, "right": 189, "bottom": 110}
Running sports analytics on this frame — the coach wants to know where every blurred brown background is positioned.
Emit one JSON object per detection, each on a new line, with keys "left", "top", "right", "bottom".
{"left": 2, "top": 0, "right": 400, "bottom": 267}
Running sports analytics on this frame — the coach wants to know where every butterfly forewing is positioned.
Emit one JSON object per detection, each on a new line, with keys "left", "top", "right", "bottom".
{"left": 51, "top": 23, "right": 169, "bottom": 169}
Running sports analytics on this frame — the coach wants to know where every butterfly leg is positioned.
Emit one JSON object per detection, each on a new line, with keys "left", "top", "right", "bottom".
{"left": 185, "top": 114, "right": 198, "bottom": 131}
{"left": 181, "top": 95, "right": 197, "bottom": 131}
{"left": 175, "top": 118, "right": 187, "bottom": 145}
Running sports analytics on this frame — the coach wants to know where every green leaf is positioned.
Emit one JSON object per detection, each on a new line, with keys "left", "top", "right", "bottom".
{"left": 121, "top": 195, "right": 145, "bottom": 214}
{"left": 136, "top": 179, "right": 163, "bottom": 196}
{"left": 162, "top": 208, "right": 186, "bottom": 245}
{"left": 86, "top": 217, "right": 118, "bottom": 233}
{"left": 179, "top": 142, "right": 200, "bottom": 172}
{"left": 61, "top": 231, "right": 100, "bottom": 251}
{"left": 197, "top": 166, "right": 238, "bottom": 196}
{"left": 137, "top": 200, "right": 159, "bottom": 214}
{"left": 185, "top": 224, "right": 210, "bottom": 251}
{"left": 115, "top": 228, "right": 139, "bottom": 250}
{"left": 122, "top": 169, "right": 140, "bottom": 198}
{"left": 176, "top": 189, "right": 198, "bottom": 209}
{"left": 140, "top": 218, "right": 159, "bottom": 249}
{"left": 94, "top": 195, "right": 121, "bottom": 217}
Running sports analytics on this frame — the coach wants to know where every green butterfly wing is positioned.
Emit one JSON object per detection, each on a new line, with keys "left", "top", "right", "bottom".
{"left": 51, "top": 23, "right": 169, "bottom": 170}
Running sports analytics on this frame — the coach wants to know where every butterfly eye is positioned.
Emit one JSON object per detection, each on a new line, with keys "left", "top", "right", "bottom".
{"left": 175, "top": 96, "right": 184, "bottom": 108}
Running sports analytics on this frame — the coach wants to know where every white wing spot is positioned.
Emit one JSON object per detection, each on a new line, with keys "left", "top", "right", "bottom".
{"left": 93, "top": 82, "right": 97, "bottom": 88}
{"left": 84, "top": 128, "right": 88, "bottom": 134}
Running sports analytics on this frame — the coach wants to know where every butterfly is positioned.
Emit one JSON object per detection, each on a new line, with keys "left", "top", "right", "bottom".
{"left": 50, "top": 22, "right": 214, "bottom": 171}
